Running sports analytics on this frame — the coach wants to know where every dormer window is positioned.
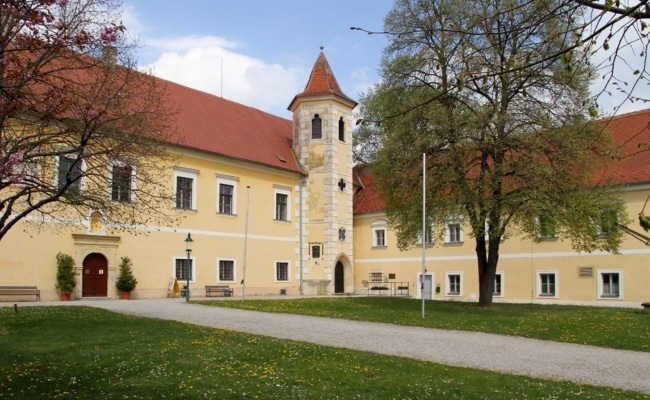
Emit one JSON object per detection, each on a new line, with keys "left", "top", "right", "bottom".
{"left": 338, "top": 117, "right": 345, "bottom": 142}
{"left": 312, "top": 114, "right": 322, "bottom": 139}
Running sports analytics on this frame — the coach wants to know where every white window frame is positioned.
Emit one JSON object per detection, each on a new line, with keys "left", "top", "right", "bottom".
{"left": 373, "top": 228, "right": 387, "bottom": 247}
{"left": 275, "top": 260, "right": 291, "bottom": 282}
{"left": 56, "top": 154, "right": 85, "bottom": 194}
{"left": 493, "top": 272, "right": 504, "bottom": 297}
{"left": 109, "top": 159, "right": 136, "bottom": 203}
{"left": 536, "top": 215, "right": 558, "bottom": 239}
{"left": 536, "top": 270, "right": 558, "bottom": 298}
{"left": 174, "top": 167, "right": 198, "bottom": 211}
{"left": 597, "top": 269, "right": 623, "bottom": 299}
{"left": 417, "top": 224, "right": 434, "bottom": 246}
{"left": 217, "top": 258, "right": 237, "bottom": 283}
{"left": 595, "top": 211, "right": 620, "bottom": 237}
{"left": 273, "top": 187, "right": 291, "bottom": 221}
{"left": 445, "top": 272, "right": 463, "bottom": 296}
{"left": 371, "top": 219, "right": 388, "bottom": 247}
{"left": 485, "top": 220, "right": 504, "bottom": 242}
{"left": 217, "top": 175, "right": 238, "bottom": 215}
{"left": 173, "top": 256, "right": 196, "bottom": 283}
{"left": 445, "top": 222, "right": 463, "bottom": 244}
{"left": 2, "top": 143, "right": 41, "bottom": 185}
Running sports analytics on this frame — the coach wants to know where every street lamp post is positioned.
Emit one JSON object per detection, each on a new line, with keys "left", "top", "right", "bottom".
{"left": 184, "top": 233, "right": 193, "bottom": 302}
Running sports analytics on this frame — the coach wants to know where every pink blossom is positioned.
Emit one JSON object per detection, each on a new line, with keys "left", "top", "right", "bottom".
{"left": 0, "top": 152, "right": 26, "bottom": 185}
{"left": 100, "top": 26, "right": 119, "bottom": 44}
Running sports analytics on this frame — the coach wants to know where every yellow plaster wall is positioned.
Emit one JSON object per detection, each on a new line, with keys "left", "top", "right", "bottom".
{"left": 352, "top": 187, "right": 650, "bottom": 306}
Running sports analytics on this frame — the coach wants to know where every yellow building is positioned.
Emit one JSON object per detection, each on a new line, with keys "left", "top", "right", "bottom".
{"left": 353, "top": 111, "right": 650, "bottom": 307}
{"left": 1, "top": 51, "right": 649, "bottom": 306}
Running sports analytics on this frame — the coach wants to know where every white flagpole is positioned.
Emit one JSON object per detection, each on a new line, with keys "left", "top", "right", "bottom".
{"left": 422, "top": 153, "right": 426, "bottom": 318}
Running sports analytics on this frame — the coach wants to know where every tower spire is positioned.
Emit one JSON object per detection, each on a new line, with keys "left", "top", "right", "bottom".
{"left": 287, "top": 50, "right": 357, "bottom": 111}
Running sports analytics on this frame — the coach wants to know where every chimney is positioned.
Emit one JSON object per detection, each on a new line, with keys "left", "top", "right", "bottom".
{"left": 102, "top": 46, "right": 117, "bottom": 70}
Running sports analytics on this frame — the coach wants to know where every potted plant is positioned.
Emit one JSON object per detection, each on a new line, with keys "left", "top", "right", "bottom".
{"left": 115, "top": 256, "right": 138, "bottom": 300}
{"left": 55, "top": 252, "right": 76, "bottom": 301}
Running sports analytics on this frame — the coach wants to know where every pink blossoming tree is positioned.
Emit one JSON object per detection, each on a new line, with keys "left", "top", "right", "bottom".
{"left": 0, "top": 0, "right": 180, "bottom": 241}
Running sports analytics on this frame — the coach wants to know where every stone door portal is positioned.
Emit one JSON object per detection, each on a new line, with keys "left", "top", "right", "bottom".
{"left": 334, "top": 262, "right": 344, "bottom": 294}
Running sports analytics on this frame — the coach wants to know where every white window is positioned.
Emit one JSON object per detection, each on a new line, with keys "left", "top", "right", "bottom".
{"left": 218, "top": 259, "right": 236, "bottom": 282}
{"left": 485, "top": 219, "right": 504, "bottom": 242}
{"left": 446, "top": 272, "right": 462, "bottom": 296}
{"left": 598, "top": 270, "right": 622, "bottom": 299}
{"left": 57, "top": 155, "right": 84, "bottom": 195}
{"left": 275, "top": 261, "right": 290, "bottom": 282}
{"left": 494, "top": 272, "right": 503, "bottom": 297}
{"left": 417, "top": 224, "right": 433, "bottom": 246}
{"left": 174, "top": 257, "right": 195, "bottom": 283}
{"left": 174, "top": 167, "right": 198, "bottom": 210}
{"left": 371, "top": 219, "right": 388, "bottom": 247}
{"left": 274, "top": 187, "right": 290, "bottom": 221}
{"left": 110, "top": 160, "right": 136, "bottom": 203}
{"left": 536, "top": 271, "right": 558, "bottom": 298}
{"left": 373, "top": 228, "right": 386, "bottom": 247}
{"left": 536, "top": 215, "right": 557, "bottom": 239}
{"left": 596, "top": 211, "right": 619, "bottom": 237}
{"left": 2, "top": 143, "right": 41, "bottom": 185}
{"left": 446, "top": 223, "right": 463, "bottom": 243}
{"left": 217, "top": 175, "right": 238, "bottom": 215}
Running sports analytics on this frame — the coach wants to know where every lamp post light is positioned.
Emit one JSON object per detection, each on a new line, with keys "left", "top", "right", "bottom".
{"left": 184, "top": 233, "right": 193, "bottom": 302}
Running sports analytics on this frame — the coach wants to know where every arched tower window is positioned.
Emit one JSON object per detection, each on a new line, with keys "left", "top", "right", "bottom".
{"left": 338, "top": 117, "right": 345, "bottom": 142}
{"left": 312, "top": 114, "right": 322, "bottom": 139}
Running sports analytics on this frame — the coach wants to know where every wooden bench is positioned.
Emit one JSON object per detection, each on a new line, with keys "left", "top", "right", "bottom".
{"left": 205, "top": 285, "right": 233, "bottom": 297}
{"left": 642, "top": 302, "right": 650, "bottom": 314}
{"left": 0, "top": 286, "right": 40, "bottom": 301}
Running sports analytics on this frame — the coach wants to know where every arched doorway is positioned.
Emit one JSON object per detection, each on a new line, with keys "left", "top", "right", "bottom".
{"left": 334, "top": 262, "right": 344, "bottom": 294}
{"left": 82, "top": 253, "right": 108, "bottom": 297}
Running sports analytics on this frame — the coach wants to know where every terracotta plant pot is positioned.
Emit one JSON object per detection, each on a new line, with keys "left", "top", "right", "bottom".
{"left": 120, "top": 291, "right": 131, "bottom": 300}
{"left": 59, "top": 293, "right": 71, "bottom": 301}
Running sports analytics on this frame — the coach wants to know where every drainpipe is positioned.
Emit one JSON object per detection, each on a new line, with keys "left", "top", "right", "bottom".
{"left": 299, "top": 178, "right": 305, "bottom": 295}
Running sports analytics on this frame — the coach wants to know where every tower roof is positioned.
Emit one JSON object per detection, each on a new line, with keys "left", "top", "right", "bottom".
{"left": 288, "top": 50, "right": 357, "bottom": 111}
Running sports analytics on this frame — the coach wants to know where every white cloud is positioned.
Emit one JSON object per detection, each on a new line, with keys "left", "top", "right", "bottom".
{"left": 122, "top": 4, "right": 304, "bottom": 117}
{"left": 141, "top": 36, "right": 303, "bottom": 117}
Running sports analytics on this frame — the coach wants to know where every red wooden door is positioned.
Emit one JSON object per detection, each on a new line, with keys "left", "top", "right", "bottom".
{"left": 82, "top": 253, "right": 108, "bottom": 297}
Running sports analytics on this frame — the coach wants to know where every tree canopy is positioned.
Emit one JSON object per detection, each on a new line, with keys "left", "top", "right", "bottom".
{"left": 353, "top": 0, "right": 650, "bottom": 113}
{"left": 355, "top": 0, "right": 628, "bottom": 306}
{"left": 0, "top": 0, "right": 180, "bottom": 240}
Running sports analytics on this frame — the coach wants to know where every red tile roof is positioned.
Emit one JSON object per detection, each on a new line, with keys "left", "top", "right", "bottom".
{"left": 353, "top": 164, "right": 385, "bottom": 215}
{"left": 597, "top": 109, "right": 650, "bottom": 185}
{"left": 288, "top": 51, "right": 357, "bottom": 110}
{"left": 162, "top": 79, "right": 300, "bottom": 174}
{"left": 353, "top": 109, "right": 650, "bottom": 215}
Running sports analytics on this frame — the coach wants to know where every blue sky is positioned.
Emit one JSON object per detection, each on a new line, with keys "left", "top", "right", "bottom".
{"left": 122, "top": 1, "right": 396, "bottom": 118}
{"left": 121, "top": 1, "right": 644, "bottom": 119}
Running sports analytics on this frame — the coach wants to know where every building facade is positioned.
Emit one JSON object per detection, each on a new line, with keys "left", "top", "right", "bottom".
{"left": 1, "top": 51, "right": 649, "bottom": 306}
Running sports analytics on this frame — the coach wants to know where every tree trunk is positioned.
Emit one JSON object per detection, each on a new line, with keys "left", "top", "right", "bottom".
{"left": 476, "top": 236, "right": 500, "bottom": 307}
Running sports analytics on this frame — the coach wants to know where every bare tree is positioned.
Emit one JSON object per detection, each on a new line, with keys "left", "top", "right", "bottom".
{"left": 0, "top": 0, "right": 180, "bottom": 241}
{"left": 353, "top": 0, "right": 650, "bottom": 114}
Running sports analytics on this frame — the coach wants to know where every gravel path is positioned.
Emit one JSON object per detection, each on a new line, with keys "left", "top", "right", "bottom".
{"left": 9, "top": 297, "right": 650, "bottom": 394}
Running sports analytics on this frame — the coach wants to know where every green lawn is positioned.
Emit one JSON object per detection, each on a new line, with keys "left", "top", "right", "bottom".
{"left": 1, "top": 305, "right": 648, "bottom": 399}
{"left": 196, "top": 297, "right": 650, "bottom": 352}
